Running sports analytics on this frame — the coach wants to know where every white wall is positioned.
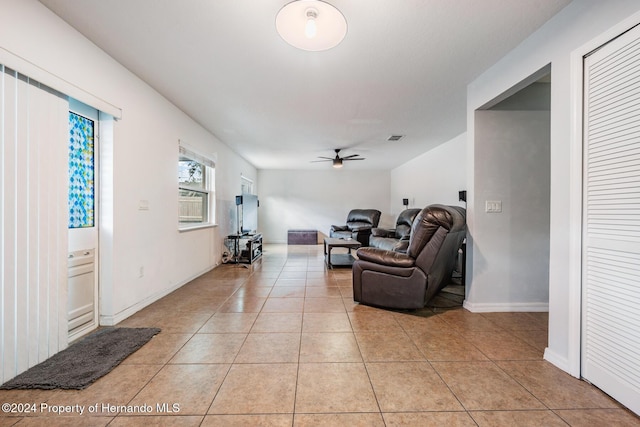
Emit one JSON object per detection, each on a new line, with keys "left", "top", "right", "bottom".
{"left": 390, "top": 133, "right": 467, "bottom": 219}
{"left": 470, "top": 110, "right": 550, "bottom": 310}
{"left": 0, "top": 0, "right": 257, "bottom": 335}
{"left": 466, "top": 0, "right": 640, "bottom": 375}
{"left": 258, "top": 170, "right": 390, "bottom": 244}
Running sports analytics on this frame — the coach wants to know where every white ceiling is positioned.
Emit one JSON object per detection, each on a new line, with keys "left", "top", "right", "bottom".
{"left": 39, "top": 0, "right": 571, "bottom": 170}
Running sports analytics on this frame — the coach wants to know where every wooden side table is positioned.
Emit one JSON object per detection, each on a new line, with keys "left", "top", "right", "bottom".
{"left": 323, "top": 237, "right": 361, "bottom": 269}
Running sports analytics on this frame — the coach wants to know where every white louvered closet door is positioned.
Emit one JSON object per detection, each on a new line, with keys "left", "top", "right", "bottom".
{"left": 582, "top": 24, "right": 640, "bottom": 416}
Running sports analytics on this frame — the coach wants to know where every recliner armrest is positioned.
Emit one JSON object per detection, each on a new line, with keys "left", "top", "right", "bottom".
{"left": 330, "top": 225, "right": 349, "bottom": 232}
{"left": 356, "top": 247, "right": 415, "bottom": 268}
{"left": 371, "top": 228, "right": 394, "bottom": 237}
{"left": 350, "top": 225, "right": 373, "bottom": 232}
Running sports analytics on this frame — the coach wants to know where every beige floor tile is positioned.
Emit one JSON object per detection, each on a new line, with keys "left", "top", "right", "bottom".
{"left": 431, "top": 361, "right": 545, "bottom": 410}
{"left": 347, "top": 311, "right": 403, "bottom": 331}
{"left": 338, "top": 286, "right": 354, "bottom": 298}
{"left": 295, "top": 363, "right": 378, "bottom": 413}
{"left": 274, "top": 278, "right": 306, "bottom": 287}
{"left": 438, "top": 309, "right": 504, "bottom": 332}
{"left": 367, "top": 361, "right": 463, "bottom": 412}
{"left": 198, "top": 312, "right": 258, "bottom": 333}
{"left": 209, "top": 364, "right": 297, "bottom": 414}
{"left": 169, "top": 334, "right": 246, "bottom": 364}
{"left": 151, "top": 312, "right": 214, "bottom": 334}
{"left": 479, "top": 312, "right": 547, "bottom": 331}
{"left": 382, "top": 412, "right": 477, "bottom": 427}
{"left": 8, "top": 245, "right": 635, "bottom": 425}
{"left": 251, "top": 312, "right": 303, "bottom": 332}
{"left": 202, "top": 414, "right": 293, "bottom": 426}
{"left": 300, "top": 332, "right": 362, "bottom": 363}
{"left": 130, "top": 364, "right": 229, "bottom": 415}
{"left": 509, "top": 329, "right": 548, "bottom": 353}
{"left": 232, "top": 286, "right": 273, "bottom": 298}
{"left": 305, "top": 287, "right": 342, "bottom": 298}
{"left": 469, "top": 410, "right": 568, "bottom": 426}
{"left": 45, "top": 364, "right": 162, "bottom": 413}
{"left": 234, "top": 333, "right": 300, "bottom": 363}
{"left": 303, "top": 297, "right": 346, "bottom": 313}
{"left": 121, "top": 333, "right": 192, "bottom": 365}
{"left": 392, "top": 311, "right": 451, "bottom": 332}
{"left": 463, "top": 331, "right": 542, "bottom": 360}
{"left": 554, "top": 409, "right": 640, "bottom": 426}
{"left": 407, "top": 329, "right": 488, "bottom": 361}
{"left": 302, "top": 312, "right": 352, "bottom": 332}
{"left": 497, "top": 360, "right": 620, "bottom": 409}
{"left": 294, "top": 413, "right": 385, "bottom": 426}
{"left": 268, "top": 286, "right": 306, "bottom": 298}
{"left": 218, "top": 296, "right": 266, "bottom": 313}
{"left": 355, "top": 332, "right": 424, "bottom": 362}
{"left": 7, "top": 416, "right": 113, "bottom": 426}
{"left": 262, "top": 297, "right": 305, "bottom": 312}
{"left": 109, "top": 415, "right": 203, "bottom": 426}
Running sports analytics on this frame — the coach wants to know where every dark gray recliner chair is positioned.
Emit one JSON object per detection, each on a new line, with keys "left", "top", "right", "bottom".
{"left": 330, "top": 209, "right": 381, "bottom": 246}
{"left": 369, "top": 208, "right": 421, "bottom": 252}
{"left": 352, "top": 205, "right": 466, "bottom": 309}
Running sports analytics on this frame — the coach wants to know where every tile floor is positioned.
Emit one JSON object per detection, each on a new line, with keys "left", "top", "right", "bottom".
{"left": 1, "top": 244, "right": 639, "bottom": 426}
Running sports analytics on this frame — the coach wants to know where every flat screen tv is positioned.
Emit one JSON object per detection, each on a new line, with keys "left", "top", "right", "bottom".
{"left": 238, "top": 194, "right": 258, "bottom": 234}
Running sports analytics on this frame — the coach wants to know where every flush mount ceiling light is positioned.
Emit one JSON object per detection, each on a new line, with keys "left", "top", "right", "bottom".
{"left": 276, "top": 0, "right": 347, "bottom": 52}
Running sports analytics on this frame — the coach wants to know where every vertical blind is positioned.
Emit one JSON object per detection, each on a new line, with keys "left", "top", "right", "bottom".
{"left": 1, "top": 65, "right": 69, "bottom": 383}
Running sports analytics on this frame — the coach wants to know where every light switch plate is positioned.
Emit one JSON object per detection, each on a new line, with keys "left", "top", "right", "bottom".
{"left": 485, "top": 200, "right": 502, "bottom": 213}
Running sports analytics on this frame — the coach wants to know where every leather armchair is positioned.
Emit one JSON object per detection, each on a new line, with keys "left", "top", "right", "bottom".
{"left": 330, "top": 209, "right": 381, "bottom": 246}
{"left": 370, "top": 208, "right": 421, "bottom": 252}
{"left": 352, "top": 205, "right": 466, "bottom": 309}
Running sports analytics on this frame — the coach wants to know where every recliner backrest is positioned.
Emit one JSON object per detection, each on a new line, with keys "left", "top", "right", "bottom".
{"left": 394, "top": 208, "right": 421, "bottom": 239}
{"left": 346, "top": 209, "right": 381, "bottom": 228}
{"left": 407, "top": 205, "right": 455, "bottom": 259}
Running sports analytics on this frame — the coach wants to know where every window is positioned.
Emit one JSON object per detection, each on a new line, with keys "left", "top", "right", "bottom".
{"left": 241, "top": 175, "right": 254, "bottom": 195}
{"left": 68, "top": 111, "right": 95, "bottom": 228}
{"left": 178, "top": 144, "right": 215, "bottom": 228}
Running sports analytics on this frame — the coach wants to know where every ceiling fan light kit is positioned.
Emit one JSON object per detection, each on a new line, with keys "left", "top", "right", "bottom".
{"left": 312, "top": 149, "right": 364, "bottom": 168}
{"left": 276, "top": 0, "right": 347, "bottom": 52}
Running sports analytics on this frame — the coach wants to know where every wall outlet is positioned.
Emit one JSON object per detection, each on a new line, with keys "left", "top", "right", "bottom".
{"left": 485, "top": 200, "right": 502, "bottom": 213}
{"left": 138, "top": 266, "right": 144, "bottom": 278}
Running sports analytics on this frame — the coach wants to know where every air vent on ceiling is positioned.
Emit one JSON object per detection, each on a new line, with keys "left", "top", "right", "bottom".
{"left": 387, "top": 135, "right": 405, "bottom": 141}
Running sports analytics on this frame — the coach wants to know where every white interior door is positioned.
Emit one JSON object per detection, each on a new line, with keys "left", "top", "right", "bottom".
{"left": 582, "top": 24, "right": 640, "bottom": 416}
{"left": 68, "top": 99, "right": 99, "bottom": 340}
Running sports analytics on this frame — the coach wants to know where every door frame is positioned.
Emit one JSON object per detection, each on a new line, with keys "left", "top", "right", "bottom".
{"left": 68, "top": 99, "right": 100, "bottom": 341}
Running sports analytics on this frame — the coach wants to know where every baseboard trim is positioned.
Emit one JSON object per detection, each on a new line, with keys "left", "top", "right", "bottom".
{"left": 462, "top": 300, "right": 549, "bottom": 312}
{"left": 99, "top": 265, "right": 217, "bottom": 326}
{"left": 544, "top": 347, "right": 579, "bottom": 378}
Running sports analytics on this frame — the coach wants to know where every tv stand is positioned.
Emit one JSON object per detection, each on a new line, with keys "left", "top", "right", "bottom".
{"left": 226, "top": 233, "right": 262, "bottom": 264}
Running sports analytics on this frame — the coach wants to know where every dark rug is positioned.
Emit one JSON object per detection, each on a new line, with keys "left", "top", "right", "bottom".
{"left": 0, "top": 327, "right": 161, "bottom": 390}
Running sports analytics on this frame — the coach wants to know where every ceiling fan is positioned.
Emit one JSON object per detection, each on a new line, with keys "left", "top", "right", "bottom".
{"left": 312, "top": 149, "right": 365, "bottom": 168}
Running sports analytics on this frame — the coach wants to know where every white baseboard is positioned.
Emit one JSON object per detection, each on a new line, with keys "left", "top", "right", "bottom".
{"left": 462, "top": 300, "right": 549, "bottom": 312}
{"left": 99, "top": 265, "right": 217, "bottom": 326}
{"left": 544, "top": 347, "right": 579, "bottom": 378}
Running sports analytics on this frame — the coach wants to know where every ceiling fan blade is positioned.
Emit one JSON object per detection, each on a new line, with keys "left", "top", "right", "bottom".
{"left": 316, "top": 156, "right": 334, "bottom": 160}
{"left": 343, "top": 157, "right": 365, "bottom": 161}
{"left": 342, "top": 154, "right": 361, "bottom": 159}
{"left": 310, "top": 159, "right": 332, "bottom": 163}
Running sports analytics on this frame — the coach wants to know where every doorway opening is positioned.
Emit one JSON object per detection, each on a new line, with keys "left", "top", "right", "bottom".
{"left": 467, "top": 64, "right": 551, "bottom": 312}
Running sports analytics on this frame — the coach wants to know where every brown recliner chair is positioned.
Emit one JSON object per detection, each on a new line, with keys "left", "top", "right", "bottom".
{"left": 352, "top": 204, "right": 466, "bottom": 309}
{"left": 330, "top": 209, "right": 381, "bottom": 246}
{"left": 369, "top": 208, "right": 421, "bottom": 253}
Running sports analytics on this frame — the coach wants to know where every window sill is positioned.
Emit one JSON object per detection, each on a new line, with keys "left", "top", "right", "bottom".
{"left": 179, "top": 223, "right": 217, "bottom": 233}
